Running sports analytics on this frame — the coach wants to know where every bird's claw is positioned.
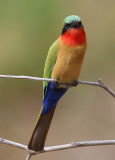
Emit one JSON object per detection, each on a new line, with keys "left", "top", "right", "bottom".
{"left": 54, "top": 79, "right": 59, "bottom": 84}
{"left": 72, "top": 80, "right": 78, "bottom": 87}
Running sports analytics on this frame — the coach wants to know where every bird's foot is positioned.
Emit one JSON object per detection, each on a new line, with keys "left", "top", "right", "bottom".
{"left": 54, "top": 78, "right": 59, "bottom": 84}
{"left": 54, "top": 78, "right": 60, "bottom": 87}
{"left": 72, "top": 80, "right": 79, "bottom": 87}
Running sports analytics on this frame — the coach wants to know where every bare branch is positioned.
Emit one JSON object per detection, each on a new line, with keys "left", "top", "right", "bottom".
{"left": 0, "top": 138, "right": 27, "bottom": 150}
{"left": 0, "top": 74, "right": 56, "bottom": 82}
{"left": 1, "top": 138, "right": 115, "bottom": 156}
{"left": 0, "top": 74, "right": 114, "bottom": 98}
{"left": 25, "top": 153, "right": 32, "bottom": 160}
{"left": 78, "top": 79, "right": 115, "bottom": 98}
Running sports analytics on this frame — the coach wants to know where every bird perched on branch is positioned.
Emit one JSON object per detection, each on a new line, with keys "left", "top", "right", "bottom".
{"left": 28, "top": 15, "right": 87, "bottom": 151}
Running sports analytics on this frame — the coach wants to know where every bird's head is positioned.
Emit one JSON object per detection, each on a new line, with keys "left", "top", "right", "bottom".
{"left": 62, "top": 15, "right": 83, "bottom": 34}
{"left": 61, "top": 15, "right": 86, "bottom": 46}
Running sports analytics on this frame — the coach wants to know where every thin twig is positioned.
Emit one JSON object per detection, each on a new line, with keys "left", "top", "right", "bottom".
{"left": 0, "top": 74, "right": 114, "bottom": 98}
{"left": 78, "top": 79, "right": 115, "bottom": 98}
{"left": 1, "top": 138, "right": 115, "bottom": 155}
{"left": 26, "top": 153, "right": 32, "bottom": 160}
{"left": 0, "top": 138, "right": 27, "bottom": 150}
{"left": 0, "top": 75, "right": 56, "bottom": 82}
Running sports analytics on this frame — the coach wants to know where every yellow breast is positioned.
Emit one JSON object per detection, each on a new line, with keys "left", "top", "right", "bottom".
{"left": 52, "top": 38, "right": 87, "bottom": 83}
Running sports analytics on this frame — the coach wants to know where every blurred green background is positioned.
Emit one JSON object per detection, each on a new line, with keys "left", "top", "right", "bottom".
{"left": 0, "top": 0, "right": 115, "bottom": 160}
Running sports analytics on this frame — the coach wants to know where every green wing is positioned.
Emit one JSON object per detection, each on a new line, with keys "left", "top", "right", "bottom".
{"left": 43, "top": 40, "right": 58, "bottom": 97}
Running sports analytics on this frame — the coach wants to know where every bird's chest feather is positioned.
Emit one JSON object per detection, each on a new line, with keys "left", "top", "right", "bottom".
{"left": 52, "top": 39, "right": 87, "bottom": 83}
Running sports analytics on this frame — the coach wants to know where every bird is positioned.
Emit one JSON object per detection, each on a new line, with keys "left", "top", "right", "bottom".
{"left": 28, "top": 15, "right": 87, "bottom": 152}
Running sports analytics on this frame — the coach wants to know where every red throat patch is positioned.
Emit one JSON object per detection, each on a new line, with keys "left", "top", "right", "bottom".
{"left": 61, "top": 28, "right": 86, "bottom": 46}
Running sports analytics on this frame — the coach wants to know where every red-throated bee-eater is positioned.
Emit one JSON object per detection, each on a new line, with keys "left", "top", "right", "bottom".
{"left": 28, "top": 15, "right": 87, "bottom": 151}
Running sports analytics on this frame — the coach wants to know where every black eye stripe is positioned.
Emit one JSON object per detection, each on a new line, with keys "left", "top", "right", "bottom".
{"left": 62, "top": 26, "right": 68, "bottom": 34}
{"left": 65, "top": 21, "right": 81, "bottom": 26}
{"left": 61, "top": 20, "right": 83, "bottom": 35}
{"left": 78, "top": 21, "right": 81, "bottom": 25}
{"left": 65, "top": 23, "right": 71, "bottom": 26}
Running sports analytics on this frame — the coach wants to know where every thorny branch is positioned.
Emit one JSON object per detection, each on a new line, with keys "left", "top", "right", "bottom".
{"left": 0, "top": 74, "right": 114, "bottom": 98}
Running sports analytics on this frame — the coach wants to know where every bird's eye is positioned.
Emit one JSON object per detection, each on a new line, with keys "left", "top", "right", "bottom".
{"left": 78, "top": 21, "right": 81, "bottom": 26}
{"left": 65, "top": 23, "right": 71, "bottom": 27}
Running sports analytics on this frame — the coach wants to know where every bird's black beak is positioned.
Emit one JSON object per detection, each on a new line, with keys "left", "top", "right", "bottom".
{"left": 72, "top": 20, "right": 83, "bottom": 28}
